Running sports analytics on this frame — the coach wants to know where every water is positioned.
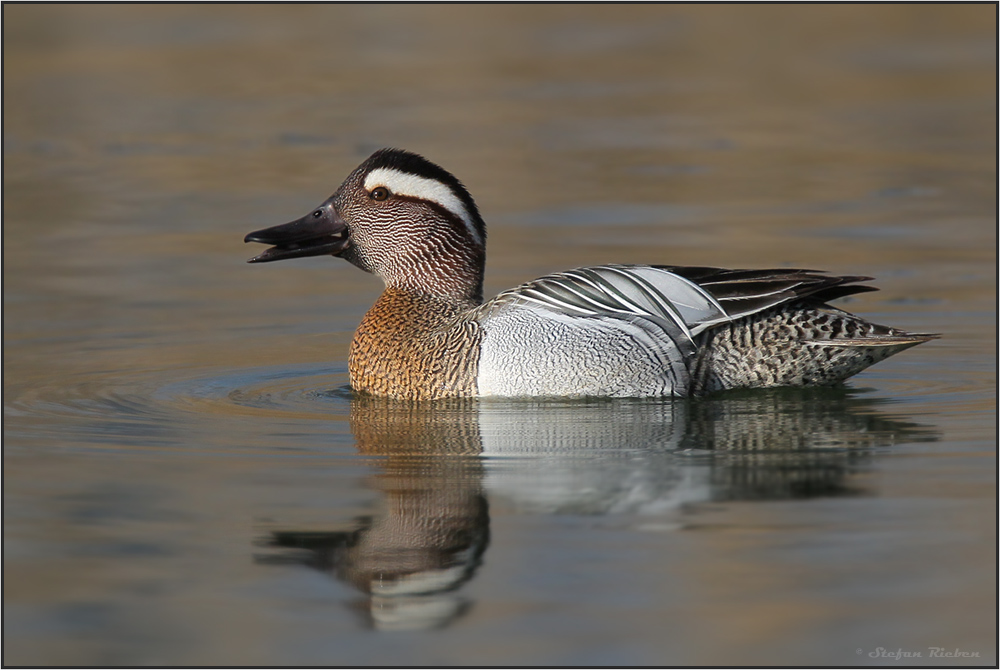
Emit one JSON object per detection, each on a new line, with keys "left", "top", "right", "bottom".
{"left": 4, "top": 5, "right": 996, "bottom": 666}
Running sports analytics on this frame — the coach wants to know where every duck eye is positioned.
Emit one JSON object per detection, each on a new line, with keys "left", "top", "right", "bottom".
{"left": 312, "top": 209, "right": 323, "bottom": 218}
{"left": 370, "top": 186, "right": 390, "bottom": 202}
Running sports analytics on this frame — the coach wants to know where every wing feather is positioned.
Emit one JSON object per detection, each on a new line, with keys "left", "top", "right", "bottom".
{"left": 475, "top": 263, "right": 886, "bottom": 348}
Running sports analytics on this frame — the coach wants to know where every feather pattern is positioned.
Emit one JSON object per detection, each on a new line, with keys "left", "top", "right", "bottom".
{"left": 477, "top": 264, "right": 877, "bottom": 334}
{"left": 472, "top": 264, "right": 934, "bottom": 397}
{"left": 653, "top": 265, "right": 878, "bottom": 315}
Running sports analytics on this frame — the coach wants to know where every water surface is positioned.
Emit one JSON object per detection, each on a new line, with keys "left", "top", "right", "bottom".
{"left": 4, "top": 5, "right": 996, "bottom": 666}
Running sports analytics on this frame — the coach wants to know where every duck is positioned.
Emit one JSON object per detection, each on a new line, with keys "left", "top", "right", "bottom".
{"left": 245, "top": 148, "right": 936, "bottom": 400}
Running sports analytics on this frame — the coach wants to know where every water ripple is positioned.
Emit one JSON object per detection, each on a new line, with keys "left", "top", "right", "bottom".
{"left": 4, "top": 364, "right": 354, "bottom": 454}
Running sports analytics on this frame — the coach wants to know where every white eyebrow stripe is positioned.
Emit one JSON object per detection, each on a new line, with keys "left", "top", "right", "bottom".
{"left": 364, "top": 167, "right": 482, "bottom": 245}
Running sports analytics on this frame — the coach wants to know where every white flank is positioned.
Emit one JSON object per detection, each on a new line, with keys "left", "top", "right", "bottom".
{"left": 364, "top": 167, "right": 482, "bottom": 245}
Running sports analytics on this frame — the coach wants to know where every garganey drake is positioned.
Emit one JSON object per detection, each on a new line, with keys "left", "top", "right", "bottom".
{"left": 245, "top": 148, "right": 936, "bottom": 400}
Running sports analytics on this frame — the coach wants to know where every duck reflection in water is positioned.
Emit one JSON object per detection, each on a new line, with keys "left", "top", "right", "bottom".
{"left": 258, "top": 388, "right": 936, "bottom": 631}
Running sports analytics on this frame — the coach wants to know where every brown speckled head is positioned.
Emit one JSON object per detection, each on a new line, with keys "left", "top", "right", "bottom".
{"left": 333, "top": 149, "right": 487, "bottom": 304}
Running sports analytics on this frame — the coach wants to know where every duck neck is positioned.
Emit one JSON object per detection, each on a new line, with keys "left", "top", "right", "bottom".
{"left": 381, "top": 247, "right": 485, "bottom": 306}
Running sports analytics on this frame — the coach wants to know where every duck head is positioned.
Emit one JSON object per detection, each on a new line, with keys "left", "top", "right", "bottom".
{"left": 246, "top": 148, "right": 487, "bottom": 303}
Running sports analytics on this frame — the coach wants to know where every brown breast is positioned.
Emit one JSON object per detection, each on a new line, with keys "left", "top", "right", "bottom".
{"left": 349, "top": 288, "right": 482, "bottom": 399}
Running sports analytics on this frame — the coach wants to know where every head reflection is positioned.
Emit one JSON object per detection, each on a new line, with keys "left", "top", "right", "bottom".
{"left": 265, "top": 397, "right": 489, "bottom": 631}
{"left": 259, "top": 388, "right": 936, "bottom": 630}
